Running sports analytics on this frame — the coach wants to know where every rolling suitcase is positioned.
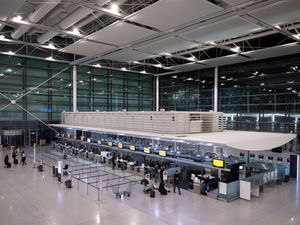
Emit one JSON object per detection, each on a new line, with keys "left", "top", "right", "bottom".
{"left": 38, "top": 165, "right": 43, "bottom": 172}
{"left": 65, "top": 179, "right": 72, "bottom": 188}
{"left": 7, "top": 162, "right": 11, "bottom": 168}
{"left": 14, "top": 159, "right": 18, "bottom": 165}
{"left": 150, "top": 190, "right": 155, "bottom": 198}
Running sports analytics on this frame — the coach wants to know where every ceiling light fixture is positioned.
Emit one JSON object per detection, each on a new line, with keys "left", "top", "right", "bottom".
{"left": 45, "top": 43, "right": 56, "bottom": 50}
{"left": 140, "top": 70, "right": 146, "bottom": 74}
{"left": 0, "top": 72, "right": 5, "bottom": 77}
{"left": 11, "top": 15, "right": 24, "bottom": 24}
{"left": 0, "top": 35, "right": 10, "bottom": 42}
{"left": 161, "top": 52, "right": 172, "bottom": 56}
{"left": 293, "top": 34, "right": 300, "bottom": 40}
{"left": 93, "top": 63, "right": 101, "bottom": 67}
{"left": 275, "top": 25, "right": 281, "bottom": 29}
{"left": 7, "top": 51, "right": 15, "bottom": 55}
{"left": 206, "top": 41, "right": 216, "bottom": 46}
{"left": 121, "top": 67, "right": 127, "bottom": 71}
{"left": 230, "top": 46, "right": 241, "bottom": 53}
{"left": 154, "top": 63, "right": 163, "bottom": 68}
{"left": 110, "top": 3, "right": 119, "bottom": 14}
{"left": 187, "top": 55, "right": 197, "bottom": 61}
{"left": 46, "top": 56, "right": 55, "bottom": 61}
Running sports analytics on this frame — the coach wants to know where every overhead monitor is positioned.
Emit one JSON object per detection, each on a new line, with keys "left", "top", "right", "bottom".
{"left": 118, "top": 143, "right": 123, "bottom": 149}
{"left": 159, "top": 150, "right": 166, "bottom": 157}
{"left": 97, "top": 140, "right": 101, "bottom": 144}
{"left": 268, "top": 156, "right": 273, "bottom": 161}
{"left": 250, "top": 153, "right": 255, "bottom": 158}
{"left": 87, "top": 138, "right": 91, "bottom": 143}
{"left": 130, "top": 145, "right": 135, "bottom": 151}
{"left": 144, "top": 147, "right": 150, "bottom": 153}
{"left": 107, "top": 142, "right": 112, "bottom": 147}
{"left": 259, "top": 155, "right": 264, "bottom": 160}
{"left": 212, "top": 159, "right": 225, "bottom": 168}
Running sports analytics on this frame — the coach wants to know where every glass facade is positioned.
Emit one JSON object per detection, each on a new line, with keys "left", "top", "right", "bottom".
{"left": 0, "top": 55, "right": 154, "bottom": 145}
{"left": 159, "top": 54, "right": 300, "bottom": 138}
{"left": 160, "top": 69, "right": 214, "bottom": 111}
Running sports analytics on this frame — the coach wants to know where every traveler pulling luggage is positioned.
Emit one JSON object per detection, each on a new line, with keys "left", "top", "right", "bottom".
{"left": 14, "top": 159, "right": 18, "bottom": 165}
{"left": 7, "top": 162, "right": 12, "bottom": 168}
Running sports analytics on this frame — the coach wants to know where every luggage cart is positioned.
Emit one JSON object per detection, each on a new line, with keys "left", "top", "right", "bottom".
{"left": 111, "top": 181, "right": 136, "bottom": 198}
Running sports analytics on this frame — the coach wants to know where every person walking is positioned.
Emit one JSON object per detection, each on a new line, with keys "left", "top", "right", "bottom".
{"left": 173, "top": 170, "right": 181, "bottom": 195}
{"left": 21, "top": 150, "right": 26, "bottom": 166}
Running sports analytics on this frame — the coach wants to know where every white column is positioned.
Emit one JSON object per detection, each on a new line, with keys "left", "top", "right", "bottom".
{"left": 156, "top": 76, "right": 159, "bottom": 111}
{"left": 214, "top": 66, "right": 218, "bottom": 112}
{"left": 297, "top": 155, "right": 300, "bottom": 181}
{"left": 72, "top": 65, "right": 77, "bottom": 112}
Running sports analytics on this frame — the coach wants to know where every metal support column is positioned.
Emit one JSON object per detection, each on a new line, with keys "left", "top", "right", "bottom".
{"left": 214, "top": 66, "right": 218, "bottom": 112}
{"left": 73, "top": 65, "right": 77, "bottom": 112}
{"left": 156, "top": 76, "right": 159, "bottom": 111}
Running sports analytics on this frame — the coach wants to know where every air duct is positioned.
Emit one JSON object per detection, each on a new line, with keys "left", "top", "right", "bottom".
{"left": 37, "top": 7, "right": 91, "bottom": 44}
{"left": 11, "top": 0, "right": 62, "bottom": 40}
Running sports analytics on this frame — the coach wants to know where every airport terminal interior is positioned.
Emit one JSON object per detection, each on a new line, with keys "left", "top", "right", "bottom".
{"left": 1, "top": 0, "right": 300, "bottom": 225}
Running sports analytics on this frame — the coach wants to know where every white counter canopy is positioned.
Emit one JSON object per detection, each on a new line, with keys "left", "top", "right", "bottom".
{"left": 50, "top": 124, "right": 296, "bottom": 151}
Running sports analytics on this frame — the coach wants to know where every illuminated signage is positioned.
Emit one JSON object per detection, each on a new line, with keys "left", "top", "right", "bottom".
{"left": 159, "top": 150, "right": 166, "bottom": 157}
{"left": 212, "top": 159, "right": 224, "bottom": 168}
{"left": 107, "top": 142, "right": 112, "bottom": 147}
{"left": 118, "top": 143, "right": 123, "bottom": 148}
{"left": 130, "top": 145, "right": 135, "bottom": 151}
{"left": 144, "top": 147, "right": 150, "bottom": 153}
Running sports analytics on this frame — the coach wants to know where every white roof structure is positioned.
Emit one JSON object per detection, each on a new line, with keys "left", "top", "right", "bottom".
{"left": 50, "top": 124, "right": 296, "bottom": 152}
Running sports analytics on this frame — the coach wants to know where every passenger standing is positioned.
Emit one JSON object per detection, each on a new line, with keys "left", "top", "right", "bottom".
{"left": 4, "top": 154, "right": 9, "bottom": 168}
{"left": 21, "top": 151, "right": 26, "bottom": 166}
{"left": 112, "top": 153, "right": 116, "bottom": 170}
{"left": 12, "top": 150, "right": 16, "bottom": 162}
{"left": 173, "top": 170, "right": 181, "bottom": 195}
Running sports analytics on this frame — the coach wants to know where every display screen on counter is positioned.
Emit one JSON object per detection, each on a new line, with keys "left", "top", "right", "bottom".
{"left": 130, "top": 145, "right": 135, "bottom": 151}
{"left": 212, "top": 159, "right": 225, "bottom": 168}
{"left": 277, "top": 157, "right": 283, "bottom": 162}
{"left": 239, "top": 153, "right": 245, "bottom": 160}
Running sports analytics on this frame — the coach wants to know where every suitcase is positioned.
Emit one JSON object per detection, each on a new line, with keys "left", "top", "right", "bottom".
{"left": 150, "top": 190, "right": 155, "bottom": 198}
{"left": 65, "top": 179, "right": 72, "bottom": 188}
{"left": 7, "top": 162, "right": 11, "bottom": 168}
{"left": 14, "top": 159, "right": 18, "bottom": 165}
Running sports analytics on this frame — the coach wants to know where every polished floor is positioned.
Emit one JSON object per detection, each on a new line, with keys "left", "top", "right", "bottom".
{"left": 0, "top": 150, "right": 299, "bottom": 225}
